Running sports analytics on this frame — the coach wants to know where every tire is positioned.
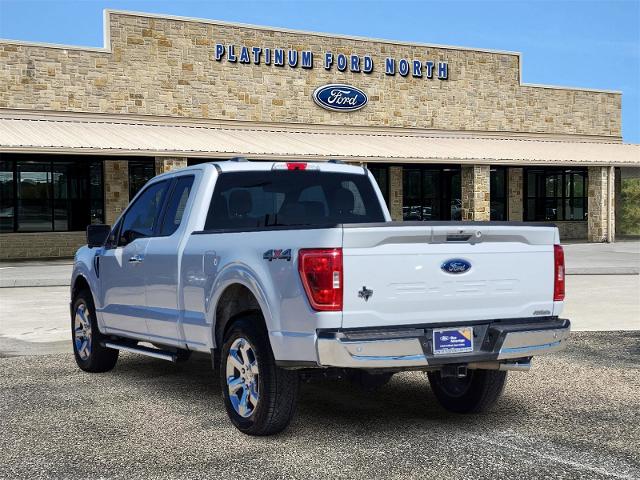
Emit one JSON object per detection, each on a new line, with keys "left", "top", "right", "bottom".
{"left": 71, "top": 289, "right": 119, "bottom": 373}
{"left": 427, "top": 369, "right": 507, "bottom": 413}
{"left": 348, "top": 371, "right": 394, "bottom": 391}
{"left": 220, "top": 315, "right": 299, "bottom": 436}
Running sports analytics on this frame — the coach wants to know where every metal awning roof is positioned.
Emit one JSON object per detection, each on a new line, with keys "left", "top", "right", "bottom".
{"left": 1, "top": 112, "right": 638, "bottom": 166}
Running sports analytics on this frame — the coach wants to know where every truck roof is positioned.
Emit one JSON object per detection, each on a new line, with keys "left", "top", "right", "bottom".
{"left": 153, "top": 159, "right": 368, "bottom": 179}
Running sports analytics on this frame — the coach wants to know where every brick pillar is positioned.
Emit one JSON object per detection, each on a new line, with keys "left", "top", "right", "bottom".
{"left": 155, "top": 156, "right": 188, "bottom": 174}
{"left": 588, "top": 166, "right": 615, "bottom": 242}
{"left": 507, "top": 167, "right": 523, "bottom": 221}
{"left": 388, "top": 166, "right": 404, "bottom": 221}
{"left": 461, "top": 165, "right": 490, "bottom": 221}
{"left": 104, "top": 160, "right": 129, "bottom": 225}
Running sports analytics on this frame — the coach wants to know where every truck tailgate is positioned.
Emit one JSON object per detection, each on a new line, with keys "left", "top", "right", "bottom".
{"left": 341, "top": 223, "right": 558, "bottom": 328}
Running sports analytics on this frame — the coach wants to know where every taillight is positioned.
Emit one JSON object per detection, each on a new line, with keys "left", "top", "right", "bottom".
{"left": 298, "top": 248, "right": 343, "bottom": 311}
{"left": 287, "top": 162, "right": 307, "bottom": 171}
{"left": 554, "top": 244, "right": 565, "bottom": 301}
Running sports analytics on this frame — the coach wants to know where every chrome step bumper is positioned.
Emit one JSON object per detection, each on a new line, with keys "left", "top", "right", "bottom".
{"left": 316, "top": 318, "right": 570, "bottom": 369}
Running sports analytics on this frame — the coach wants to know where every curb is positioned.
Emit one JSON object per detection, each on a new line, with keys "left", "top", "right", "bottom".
{"left": 0, "top": 280, "right": 70, "bottom": 288}
{"left": 566, "top": 267, "right": 640, "bottom": 275}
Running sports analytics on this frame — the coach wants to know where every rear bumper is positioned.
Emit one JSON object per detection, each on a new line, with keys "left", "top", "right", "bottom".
{"left": 316, "top": 317, "right": 570, "bottom": 369}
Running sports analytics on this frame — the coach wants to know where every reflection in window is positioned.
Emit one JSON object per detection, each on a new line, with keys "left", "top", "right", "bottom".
{"left": 0, "top": 161, "right": 14, "bottom": 232}
{"left": 368, "top": 165, "right": 389, "bottom": 207}
{"left": 402, "top": 166, "right": 461, "bottom": 221}
{"left": 128, "top": 160, "right": 155, "bottom": 199}
{"left": 1, "top": 157, "right": 105, "bottom": 232}
{"left": 120, "top": 181, "right": 169, "bottom": 244}
{"left": 160, "top": 176, "right": 194, "bottom": 237}
{"left": 525, "top": 168, "right": 588, "bottom": 221}
{"left": 490, "top": 167, "right": 508, "bottom": 221}
{"left": 17, "top": 162, "right": 52, "bottom": 232}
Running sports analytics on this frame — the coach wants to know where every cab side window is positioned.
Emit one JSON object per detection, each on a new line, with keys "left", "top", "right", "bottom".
{"left": 119, "top": 180, "right": 169, "bottom": 246}
{"left": 160, "top": 176, "right": 195, "bottom": 236}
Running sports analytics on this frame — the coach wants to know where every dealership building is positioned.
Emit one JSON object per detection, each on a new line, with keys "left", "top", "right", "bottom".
{"left": 0, "top": 10, "right": 638, "bottom": 259}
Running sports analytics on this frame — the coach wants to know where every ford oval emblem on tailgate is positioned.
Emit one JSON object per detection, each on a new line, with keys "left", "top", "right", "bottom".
{"left": 312, "top": 84, "right": 368, "bottom": 112}
{"left": 441, "top": 259, "right": 472, "bottom": 274}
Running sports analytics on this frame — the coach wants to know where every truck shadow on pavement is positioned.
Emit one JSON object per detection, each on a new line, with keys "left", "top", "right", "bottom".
{"left": 107, "top": 352, "right": 528, "bottom": 434}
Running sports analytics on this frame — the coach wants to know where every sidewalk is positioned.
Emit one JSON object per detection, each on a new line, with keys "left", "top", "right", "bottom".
{"left": 1, "top": 241, "right": 638, "bottom": 288}
{"left": 0, "top": 259, "right": 73, "bottom": 288}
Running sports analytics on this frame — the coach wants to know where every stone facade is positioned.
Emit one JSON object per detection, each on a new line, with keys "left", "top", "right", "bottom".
{"left": 0, "top": 232, "right": 86, "bottom": 259}
{"left": 556, "top": 222, "right": 588, "bottom": 241}
{"left": 587, "top": 166, "right": 615, "bottom": 242}
{"left": 0, "top": 11, "right": 627, "bottom": 259}
{"left": 0, "top": 11, "right": 621, "bottom": 138}
{"left": 155, "top": 156, "right": 188, "bottom": 175}
{"left": 507, "top": 167, "right": 524, "bottom": 221}
{"left": 461, "top": 165, "right": 490, "bottom": 221}
{"left": 104, "top": 160, "right": 129, "bottom": 225}
{"left": 388, "top": 166, "right": 403, "bottom": 221}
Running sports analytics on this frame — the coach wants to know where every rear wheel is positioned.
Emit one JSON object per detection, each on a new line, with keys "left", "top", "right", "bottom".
{"left": 72, "top": 290, "right": 118, "bottom": 373}
{"left": 427, "top": 369, "right": 507, "bottom": 413}
{"left": 220, "top": 316, "right": 299, "bottom": 436}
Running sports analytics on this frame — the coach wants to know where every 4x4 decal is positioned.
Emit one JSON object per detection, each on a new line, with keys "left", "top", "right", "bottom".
{"left": 263, "top": 249, "right": 292, "bottom": 262}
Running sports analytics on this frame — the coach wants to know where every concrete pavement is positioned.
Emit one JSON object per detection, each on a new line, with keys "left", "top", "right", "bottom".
{"left": 0, "top": 259, "right": 72, "bottom": 287}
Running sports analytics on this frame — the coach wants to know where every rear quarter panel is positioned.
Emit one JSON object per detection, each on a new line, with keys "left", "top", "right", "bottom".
{"left": 180, "top": 227, "right": 343, "bottom": 361}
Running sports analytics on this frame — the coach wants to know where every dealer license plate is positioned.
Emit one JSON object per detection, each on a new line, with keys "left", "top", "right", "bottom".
{"left": 433, "top": 327, "right": 474, "bottom": 355}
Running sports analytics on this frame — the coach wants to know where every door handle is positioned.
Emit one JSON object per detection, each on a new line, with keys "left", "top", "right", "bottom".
{"left": 128, "top": 254, "right": 143, "bottom": 264}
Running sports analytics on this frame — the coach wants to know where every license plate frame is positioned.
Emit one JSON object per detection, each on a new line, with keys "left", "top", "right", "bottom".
{"left": 433, "top": 326, "right": 474, "bottom": 355}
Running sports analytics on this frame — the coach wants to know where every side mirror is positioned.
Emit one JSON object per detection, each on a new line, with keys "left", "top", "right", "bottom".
{"left": 87, "top": 224, "right": 111, "bottom": 248}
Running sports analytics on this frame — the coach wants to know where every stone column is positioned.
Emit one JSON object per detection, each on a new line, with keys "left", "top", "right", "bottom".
{"left": 104, "top": 160, "right": 129, "bottom": 225}
{"left": 461, "top": 165, "right": 490, "bottom": 221}
{"left": 155, "top": 156, "right": 188, "bottom": 174}
{"left": 507, "top": 167, "right": 524, "bottom": 221}
{"left": 388, "top": 166, "right": 403, "bottom": 221}
{"left": 614, "top": 167, "right": 622, "bottom": 239}
{"left": 588, "top": 166, "right": 615, "bottom": 242}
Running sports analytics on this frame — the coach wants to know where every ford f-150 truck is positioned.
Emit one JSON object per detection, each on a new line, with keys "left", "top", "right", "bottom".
{"left": 71, "top": 159, "right": 570, "bottom": 436}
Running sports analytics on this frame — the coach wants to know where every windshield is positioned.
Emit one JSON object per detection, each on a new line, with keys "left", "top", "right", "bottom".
{"left": 204, "top": 170, "right": 385, "bottom": 230}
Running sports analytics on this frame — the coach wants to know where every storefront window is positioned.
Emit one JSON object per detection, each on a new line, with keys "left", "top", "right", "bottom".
{"left": 524, "top": 168, "right": 587, "bottom": 221}
{"left": 129, "top": 160, "right": 156, "bottom": 199}
{"left": 402, "top": 166, "right": 461, "bottom": 221}
{"left": 368, "top": 165, "right": 389, "bottom": 206}
{"left": 17, "top": 162, "right": 52, "bottom": 232}
{"left": 0, "top": 161, "right": 14, "bottom": 232}
{"left": 0, "top": 156, "right": 105, "bottom": 232}
{"left": 490, "top": 167, "right": 508, "bottom": 221}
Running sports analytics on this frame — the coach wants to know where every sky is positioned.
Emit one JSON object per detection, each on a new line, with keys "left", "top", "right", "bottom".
{"left": 0, "top": 0, "right": 638, "bottom": 142}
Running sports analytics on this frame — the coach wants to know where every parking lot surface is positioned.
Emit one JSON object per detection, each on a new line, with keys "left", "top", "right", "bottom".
{"left": 1, "top": 332, "right": 638, "bottom": 480}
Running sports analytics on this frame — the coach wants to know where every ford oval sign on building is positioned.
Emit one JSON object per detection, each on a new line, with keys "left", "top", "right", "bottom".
{"left": 312, "top": 84, "right": 368, "bottom": 112}
{"left": 441, "top": 259, "right": 472, "bottom": 274}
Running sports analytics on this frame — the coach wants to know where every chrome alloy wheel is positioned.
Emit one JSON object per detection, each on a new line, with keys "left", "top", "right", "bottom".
{"left": 226, "top": 337, "right": 260, "bottom": 418}
{"left": 74, "top": 303, "right": 92, "bottom": 361}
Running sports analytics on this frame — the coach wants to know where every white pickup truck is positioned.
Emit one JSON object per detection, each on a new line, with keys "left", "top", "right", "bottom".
{"left": 71, "top": 159, "right": 570, "bottom": 435}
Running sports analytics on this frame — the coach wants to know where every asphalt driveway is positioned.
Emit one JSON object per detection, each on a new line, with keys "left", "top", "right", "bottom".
{"left": 1, "top": 332, "right": 638, "bottom": 480}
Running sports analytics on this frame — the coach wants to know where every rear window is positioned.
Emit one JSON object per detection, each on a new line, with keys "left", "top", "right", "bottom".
{"left": 204, "top": 170, "right": 385, "bottom": 230}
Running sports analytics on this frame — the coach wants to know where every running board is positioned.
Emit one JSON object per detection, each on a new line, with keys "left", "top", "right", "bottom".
{"left": 103, "top": 342, "right": 178, "bottom": 362}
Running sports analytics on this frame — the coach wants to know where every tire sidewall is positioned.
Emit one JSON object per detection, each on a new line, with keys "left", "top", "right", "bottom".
{"left": 72, "top": 291, "right": 96, "bottom": 369}
{"left": 219, "top": 318, "right": 272, "bottom": 433}
{"left": 428, "top": 369, "right": 507, "bottom": 413}
{"left": 71, "top": 289, "right": 118, "bottom": 372}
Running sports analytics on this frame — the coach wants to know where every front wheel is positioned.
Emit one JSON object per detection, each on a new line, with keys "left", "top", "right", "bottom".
{"left": 220, "top": 316, "right": 299, "bottom": 436}
{"left": 427, "top": 369, "right": 507, "bottom": 413}
{"left": 72, "top": 290, "right": 118, "bottom": 373}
